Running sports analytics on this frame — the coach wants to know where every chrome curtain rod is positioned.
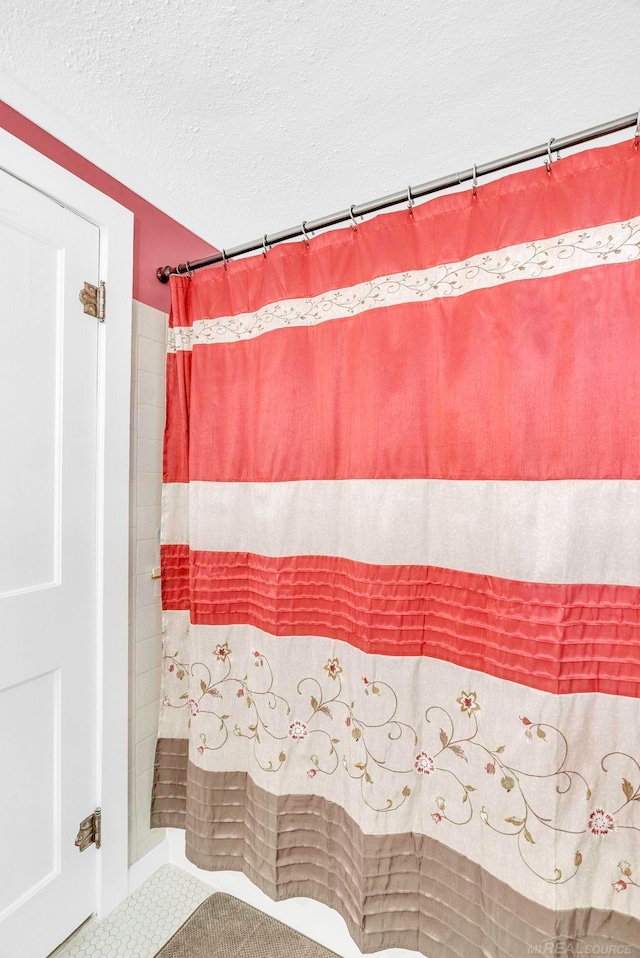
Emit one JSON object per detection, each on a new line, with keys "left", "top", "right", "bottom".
{"left": 156, "top": 111, "right": 639, "bottom": 284}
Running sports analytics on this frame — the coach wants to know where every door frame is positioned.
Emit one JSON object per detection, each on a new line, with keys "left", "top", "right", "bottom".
{"left": 0, "top": 128, "right": 133, "bottom": 918}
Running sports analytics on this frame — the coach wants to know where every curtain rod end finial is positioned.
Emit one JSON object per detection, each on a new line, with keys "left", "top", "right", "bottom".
{"left": 156, "top": 265, "right": 173, "bottom": 284}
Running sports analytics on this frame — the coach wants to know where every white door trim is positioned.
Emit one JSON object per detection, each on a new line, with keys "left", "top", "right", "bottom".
{"left": 0, "top": 127, "right": 133, "bottom": 919}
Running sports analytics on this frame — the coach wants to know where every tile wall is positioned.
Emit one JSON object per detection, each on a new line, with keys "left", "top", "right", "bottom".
{"left": 128, "top": 300, "right": 168, "bottom": 864}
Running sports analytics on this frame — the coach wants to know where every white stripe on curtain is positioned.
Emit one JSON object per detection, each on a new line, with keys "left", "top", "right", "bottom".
{"left": 162, "top": 479, "right": 640, "bottom": 585}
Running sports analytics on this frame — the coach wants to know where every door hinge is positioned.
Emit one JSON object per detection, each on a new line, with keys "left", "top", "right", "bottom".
{"left": 75, "top": 808, "right": 101, "bottom": 852}
{"left": 79, "top": 281, "right": 106, "bottom": 322}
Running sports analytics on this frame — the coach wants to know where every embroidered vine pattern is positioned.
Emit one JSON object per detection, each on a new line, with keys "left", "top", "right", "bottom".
{"left": 296, "top": 668, "right": 418, "bottom": 813}
{"left": 162, "top": 644, "right": 640, "bottom": 890}
{"left": 602, "top": 752, "right": 640, "bottom": 893}
{"left": 423, "top": 699, "right": 592, "bottom": 884}
{"left": 163, "top": 643, "right": 292, "bottom": 772}
{"left": 612, "top": 861, "right": 640, "bottom": 893}
{"left": 168, "top": 220, "right": 640, "bottom": 346}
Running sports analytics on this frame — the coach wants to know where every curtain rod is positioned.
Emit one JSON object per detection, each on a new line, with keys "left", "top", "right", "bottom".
{"left": 156, "top": 111, "right": 639, "bottom": 283}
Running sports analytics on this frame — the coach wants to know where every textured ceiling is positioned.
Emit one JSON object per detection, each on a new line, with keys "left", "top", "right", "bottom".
{"left": 2, "top": 1, "right": 640, "bottom": 251}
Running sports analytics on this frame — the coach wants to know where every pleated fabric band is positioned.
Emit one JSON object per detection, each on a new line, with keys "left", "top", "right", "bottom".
{"left": 152, "top": 742, "right": 640, "bottom": 958}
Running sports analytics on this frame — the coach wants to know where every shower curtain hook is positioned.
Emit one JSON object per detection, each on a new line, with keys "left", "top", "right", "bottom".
{"left": 301, "top": 220, "right": 311, "bottom": 247}
{"left": 635, "top": 110, "right": 639, "bottom": 151}
{"left": 262, "top": 234, "right": 270, "bottom": 258}
{"left": 349, "top": 205, "right": 359, "bottom": 231}
{"left": 545, "top": 138, "right": 556, "bottom": 175}
{"left": 221, "top": 249, "right": 228, "bottom": 271}
{"left": 407, "top": 185, "right": 414, "bottom": 216}
{"left": 471, "top": 163, "right": 478, "bottom": 200}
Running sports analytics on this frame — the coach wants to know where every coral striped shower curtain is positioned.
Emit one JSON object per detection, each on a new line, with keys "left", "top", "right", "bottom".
{"left": 152, "top": 140, "right": 640, "bottom": 957}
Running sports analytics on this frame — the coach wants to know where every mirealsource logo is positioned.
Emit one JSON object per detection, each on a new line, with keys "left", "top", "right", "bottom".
{"left": 528, "top": 941, "right": 633, "bottom": 957}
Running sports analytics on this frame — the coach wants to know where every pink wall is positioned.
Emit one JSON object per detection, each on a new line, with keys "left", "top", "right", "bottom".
{"left": 0, "top": 102, "right": 218, "bottom": 312}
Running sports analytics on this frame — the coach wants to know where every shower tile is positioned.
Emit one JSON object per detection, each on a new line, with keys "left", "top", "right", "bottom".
{"left": 135, "top": 768, "right": 155, "bottom": 811}
{"left": 137, "top": 538, "right": 158, "bottom": 575}
{"left": 137, "top": 505, "right": 161, "bottom": 542}
{"left": 135, "top": 666, "right": 161, "bottom": 710}
{"left": 129, "top": 478, "right": 138, "bottom": 523}
{"left": 136, "top": 634, "right": 162, "bottom": 675}
{"left": 136, "top": 570, "right": 157, "bottom": 609}
{"left": 128, "top": 767, "right": 136, "bottom": 809}
{"left": 136, "top": 731, "right": 159, "bottom": 775}
{"left": 138, "top": 304, "right": 169, "bottom": 344}
{"left": 137, "top": 438, "right": 163, "bottom": 475}
{"left": 128, "top": 720, "right": 136, "bottom": 762}
{"left": 128, "top": 302, "right": 169, "bottom": 869}
{"left": 127, "top": 815, "right": 137, "bottom": 867}
{"left": 135, "top": 826, "right": 164, "bottom": 861}
{"left": 138, "top": 370, "right": 165, "bottom": 408}
{"left": 136, "top": 699, "right": 162, "bottom": 743}
{"left": 128, "top": 610, "right": 137, "bottom": 671}
{"left": 137, "top": 471, "right": 162, "bottom": 506}
{"left": 138, "top": 402, "right": 165, "bottom": 440}
{"left": 135, "top": 803, "right": 153, "bottom": 837}
{"left": 138, "top": 335, "right": 166, "bottom": 375}
{"left": 136, "top": 603, "right": 162, "bottom": 641}
{"left": 129, "top": 532, "right": 139, "bottom": 581}
{"left": 129, "top": 422, "right": 138, "bottom": 474}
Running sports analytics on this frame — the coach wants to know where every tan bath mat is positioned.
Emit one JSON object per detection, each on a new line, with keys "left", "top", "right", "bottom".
{"left": 154, "top": 892, "right": 341, "bottom": 958}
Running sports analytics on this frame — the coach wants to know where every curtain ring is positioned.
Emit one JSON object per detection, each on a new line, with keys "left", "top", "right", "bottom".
{"left": 262, "top": 234, "right": 270, "bottom": 258}
{"left": 407, "top": 185, "right": 414, "bottom": 216}
{"left": 471, "top": 163, "right": 478, "bottom": 200}
{"left": 220, "top": 249, "right": 228, "bottom": 271}
{"left": 545, "top": 137, "right": 555, "bottom": 175}
{"left": 301, "top": 220, "right": 311, "bottom": 247}
{"left": 635, "top": 110, "right": 639, "bottom": 151}
{"left": 349, "top": 205, "right": 359, "bottom": 231}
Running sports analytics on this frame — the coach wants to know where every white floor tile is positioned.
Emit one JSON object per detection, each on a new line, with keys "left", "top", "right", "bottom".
{"left": 50, "top": 864, "right": 211, "bottom": 958}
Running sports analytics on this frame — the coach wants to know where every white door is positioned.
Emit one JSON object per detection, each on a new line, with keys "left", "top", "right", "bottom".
{"left": 0, "top": 169, "right": 101, "bottom": 958}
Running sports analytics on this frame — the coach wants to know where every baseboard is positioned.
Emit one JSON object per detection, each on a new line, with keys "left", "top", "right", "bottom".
{"left": 128, "top": 838, "right": 170, "bottom": 895}
{"left": 166, "top": 828, "right": 422, "bottom": 958}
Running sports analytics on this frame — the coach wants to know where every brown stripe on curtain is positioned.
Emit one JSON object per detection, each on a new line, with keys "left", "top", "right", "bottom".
{"left": 151, "top": 739, "right": 640, "bottom": 958}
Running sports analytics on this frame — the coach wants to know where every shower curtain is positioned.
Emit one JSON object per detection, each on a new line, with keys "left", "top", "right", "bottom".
{"left": 152, "top": 139, "right": 640, "bottom": 958}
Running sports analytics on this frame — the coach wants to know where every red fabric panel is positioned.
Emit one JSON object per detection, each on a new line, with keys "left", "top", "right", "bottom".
{"left": 165, "top": 264, "right": 640, "bottom": 482}
{"left": 169, "top": 141, "right": 640, "bottom": 322}
{"left": 161, "top": 545, "right": 640, "bottom": 697}
{"left": 164, "top": 355, "right": 191, "bottom": 484}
